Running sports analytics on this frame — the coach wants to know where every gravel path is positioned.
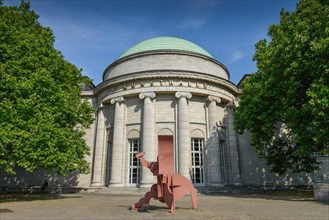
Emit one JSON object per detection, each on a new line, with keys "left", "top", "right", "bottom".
{"left": 0, "top": 192, "right": 328, "bottom": 220}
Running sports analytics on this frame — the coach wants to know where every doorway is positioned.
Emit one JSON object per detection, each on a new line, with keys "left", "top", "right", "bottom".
{"left": 158, "top": 135, "right": 174, "bottom": 174}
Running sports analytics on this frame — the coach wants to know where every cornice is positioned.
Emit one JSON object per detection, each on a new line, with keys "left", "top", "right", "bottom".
{"left": 80, "top": 91, "right": 94, "bottom": 97}
{"left": 95, "top": 70, "right": 238, "bottom": 95}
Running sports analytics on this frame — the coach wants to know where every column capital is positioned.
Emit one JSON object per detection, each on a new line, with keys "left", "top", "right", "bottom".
{"left": 226, "top": 101, "right": 236, "bottom": 109}
{"left": 110, "top": 96, "right": 124, "bottom": 104}
{"left": 175, "top": 92, "right": 192, "bottom": 99}
{"left": 139, "top": 92, "right": 156, "bottom": 100}
{"left": 207, "top": 95, "right": 221, "bottom": 104}
{"left": 97, "top": 103, "right": 104, "bottom": 110}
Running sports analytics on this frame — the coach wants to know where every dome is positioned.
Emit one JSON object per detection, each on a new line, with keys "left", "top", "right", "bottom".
{"left": 103, "top": 36, "right": 229, "bottom": 81}
{"left": 119, "top": 36, "right": 213, "bottom": 59}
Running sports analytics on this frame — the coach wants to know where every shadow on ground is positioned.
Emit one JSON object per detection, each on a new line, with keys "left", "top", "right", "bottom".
{"left": 122, "top": 204, "right": 192, "bottom": 213}
{"left": 200, "top": 188, "right": 316, "bottom": 202}
{"left": 0, "top": 193, "right": 81, "bottom": 203}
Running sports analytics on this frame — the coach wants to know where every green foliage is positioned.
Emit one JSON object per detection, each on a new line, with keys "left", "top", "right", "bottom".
{"left": 234, "top": 0, "right": 329, "bottom": 175}
{"left": 0, "top": 1, "right": 95, "bottom": 175}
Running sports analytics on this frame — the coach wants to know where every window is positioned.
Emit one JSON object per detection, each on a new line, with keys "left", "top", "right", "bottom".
{"left": 191, "top": 138, "right": 204, "bottom": 185}
{"left": 128, "top": 139, "right": 141, "bottom": 185}
{"left": 219, "top": 140, "right": 226, "bottom": 184}
{"left": 106, "top": 141, "right": 112, "bottom": 185}
{"left": 258, "top": 142, "right": 269, "bottom": 158}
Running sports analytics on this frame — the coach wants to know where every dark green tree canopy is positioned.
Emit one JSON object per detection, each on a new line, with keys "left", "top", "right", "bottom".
{"left": 0, "top": 1, "right": 95, "bottom": 175}
{"left": 234, "top": 0, "right": 329, "bottom": 175}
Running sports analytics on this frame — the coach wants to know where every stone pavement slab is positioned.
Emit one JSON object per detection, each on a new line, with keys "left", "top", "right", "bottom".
{"left": 0, "top": 192, "right": 328, "bottom": 220}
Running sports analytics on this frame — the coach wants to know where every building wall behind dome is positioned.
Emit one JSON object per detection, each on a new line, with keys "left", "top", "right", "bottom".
{"left": 126, "top": 97, "right": 142, "bottom": 124}
{"left": 189, "top": 97, "right": 206, "bottom": 123}
{"left": 156, "top": 95, "right": 175, "bottom": 122}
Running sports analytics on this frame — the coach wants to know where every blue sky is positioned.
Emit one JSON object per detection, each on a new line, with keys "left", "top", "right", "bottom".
{"left": 4, "top": 0, "right": 299, "bottom": 85}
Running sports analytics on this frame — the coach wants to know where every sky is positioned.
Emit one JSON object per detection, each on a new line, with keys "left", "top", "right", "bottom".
{"left": 4, "top": 0, "right": 300, "bottom": 85}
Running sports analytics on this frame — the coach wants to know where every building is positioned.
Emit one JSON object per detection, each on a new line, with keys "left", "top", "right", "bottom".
{"left": 81, "top": 36, "right": 328, "bottom": 188}
{"left": 85, "top": 36, "right": 240, "bottom": 188}
{"left": 1, "top": 37, "right": 327, "bottom": 190}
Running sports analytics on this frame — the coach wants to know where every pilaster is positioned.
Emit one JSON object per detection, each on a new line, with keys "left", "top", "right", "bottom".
{"left": 91, "top": 103, "right": 106, "bottom": 186}
{"left": 226, "top": 102, "right": 242, "bottom": 185}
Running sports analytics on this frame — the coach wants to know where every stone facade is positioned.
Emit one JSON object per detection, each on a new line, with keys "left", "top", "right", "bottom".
{"left": 1, "top": 37, "right": 327, "bottom": 190}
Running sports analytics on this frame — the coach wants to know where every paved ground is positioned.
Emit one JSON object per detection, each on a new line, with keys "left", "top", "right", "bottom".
{"left": 0, "top": 190, "right": 328, "bottom": 220}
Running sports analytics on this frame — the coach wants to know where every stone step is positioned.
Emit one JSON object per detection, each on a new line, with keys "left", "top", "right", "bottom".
{"left": 94, "top": 186, "right": 230, "bottom": 195}
{"left": 94, "top": 187, "right": 150, "bottom": 195}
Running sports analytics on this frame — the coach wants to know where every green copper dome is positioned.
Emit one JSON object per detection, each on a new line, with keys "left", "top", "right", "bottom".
{"left": 119, "top": 37, "right": 213, "bottom": 59}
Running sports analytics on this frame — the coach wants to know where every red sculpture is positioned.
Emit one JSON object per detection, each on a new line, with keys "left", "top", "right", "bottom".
{"left": 131, "top": 135, "right": 198, "bottom": 213}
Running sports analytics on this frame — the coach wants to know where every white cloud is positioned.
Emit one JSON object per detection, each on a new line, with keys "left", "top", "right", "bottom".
{"left": 180, "top": 17, "right": 208, "bottom": 29}
{"left": 230, "top": 50, "right": 245, "bottom": 62}
{"left": 178, "top": 0, "right": 221, "bottom": 30}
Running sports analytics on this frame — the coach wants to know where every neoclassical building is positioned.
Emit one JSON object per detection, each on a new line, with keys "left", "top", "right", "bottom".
{"left": 79, "top": 36, "right": 327, "bottom": 189}
{"left": 1, "top": 37, "right": 327, "bottom": 190}
{"left": 83, "top": 36, "right": 239, "bottom": 188}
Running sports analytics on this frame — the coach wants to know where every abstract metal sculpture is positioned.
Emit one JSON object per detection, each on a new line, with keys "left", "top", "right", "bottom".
{"left": 131, "top": 135, "right": 198, "bottom": 213}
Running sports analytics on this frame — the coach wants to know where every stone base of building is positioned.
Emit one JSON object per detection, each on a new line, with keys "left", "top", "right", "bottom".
{"left": 94, "top": 187, "right": 149, "bottom": 195}
{"left": 313, "top": 183, "right": 329, "bottom": 203}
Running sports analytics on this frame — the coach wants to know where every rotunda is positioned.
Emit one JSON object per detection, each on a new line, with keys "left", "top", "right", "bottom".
{"left": 88, "top": 36, "right": 241, "bottom": 188}
{"left": 79, "top": 37, "right": 328, "bottom": 190}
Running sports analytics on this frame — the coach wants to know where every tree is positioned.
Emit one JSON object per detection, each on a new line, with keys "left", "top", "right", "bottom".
{"left": 234, "top": 0, "right": 329, "bottom": 175}
{"left": 0, "top": 1, "right": 95, "bottom": 175}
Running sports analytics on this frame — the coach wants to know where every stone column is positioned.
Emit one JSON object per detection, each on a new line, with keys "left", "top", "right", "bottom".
{"left": 207, "top": 96, "right": 223, "bottom": 185}
{"left": 175, "top": 92, "right": 192, "bottom": 179}
{"left": 91, "top": 103, "right": 106, "bottom": 186}
{"left": 226, "top": 102, "right": 242, "bottom": 185}
{"left": 109, "top": 96, "right": 125, "bottom": 187}
{"left": 139, "top": 92, "right": 156, "bottom": 187}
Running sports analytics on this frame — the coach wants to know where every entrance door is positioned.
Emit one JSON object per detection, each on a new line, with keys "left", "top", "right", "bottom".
{"left": 158, "top": 135, "right": 174, "bottom": 175}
